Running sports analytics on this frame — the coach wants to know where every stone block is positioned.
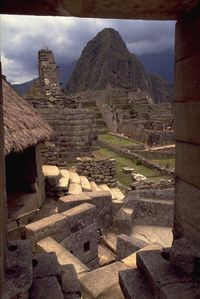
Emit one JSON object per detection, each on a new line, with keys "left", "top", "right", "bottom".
{"left": 137, "top": 250, "right": 192, "bottom": 298}
{"left": 32, "top": 252, "right": 61, "bottom": 279}
{"left": 170, "top": 237, "right": 200, "bottom": 275}
{"left": 37, "top": 237, "right": 89, "bottom": 275}
{"left": 114, "top": 208, "right": 134, "bottom": 234}
{"left": 112, "top": 199, "right": 124, "bottom": 218}
{"left": 25, "top": 213, "right": 69, "bottom": 251}
{"left": 175, "top": 15, "right": 200, "bottom": 62}
{"left": 69, "top": 172, "right": 81, "bottom": 184}
{"left": 29, "top": 276, "right": 64, "bottom": 299}
{"left": 79, "top": 262, "right": 129, "bottom": 298}
{"left": 116, "top": 234, "right": 148, "bottom": 260}
{"left": 61, "top": 222, "right": 99, "bottom": 264}
{"left": 159, "top": 282, "right": 200, "bottom": 299}
{"left": 175, "top": 101, "right": 200, "bottom": 144}
{"left": 110, "top": 188, "right": 124, "bottom": 201}
{"left": 175, "top": 54, "right": 200, "bottom": 103}
{"left": 88, "top": 191, "right": 112, "bottom": 229}
{"left": 176, "top": 141, "right": 200, "bottom": 189}
{"left": 61, "top": 264, "right": 81, "bottom": 295}
{"left": 5, "top": 240, "right": 33, "bottom": 299}
{"left": 122, "top": 243, "right": 162, "bottom": 268}
{"left": 42, "top": 165, "right": 60, "bottom": 186}
{"left": 80, "top": 176, "right": 92, "bottom": 191}
{"left": 68, "top": 183, "right": 82, "bottom": 195}
{"left": 119, "top": 269, "right": 154, "bottom": 299}
{"left": 175, "top": 178, "right": 200, "bottom": 238}
{"left": 98, "top": 244, "right": 116, "bottom": 267}
{"left": 58, "top": 193, "right": 92, "bottom": 212}
{"left": 62, "top": 203, "right": 97, "bottom": 233}
{"left": 100, "top": 233, "right": 117, "bottom": 254}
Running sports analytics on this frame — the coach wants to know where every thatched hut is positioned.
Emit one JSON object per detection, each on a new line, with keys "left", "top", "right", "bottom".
{"left": 2, "top": 77, "right": 53, "bottom": 231}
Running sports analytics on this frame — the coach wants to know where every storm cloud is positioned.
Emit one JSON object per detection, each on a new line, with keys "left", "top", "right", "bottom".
{"left": 1, "top": 15, "right": 175, "bottom": 84}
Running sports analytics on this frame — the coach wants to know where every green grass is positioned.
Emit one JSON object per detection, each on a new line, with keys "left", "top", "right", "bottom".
{"left": 96, "top": 147, "right": 169, "bottom": 187}
{"left": 98, "top": 133, "right": 140, "bottom": 148}
{"left": 151, "top": 158, "right": 175, "bottom": 169}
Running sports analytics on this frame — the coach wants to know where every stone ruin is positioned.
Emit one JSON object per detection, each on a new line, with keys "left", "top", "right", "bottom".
{"left": 26, "top": 49, "right": 98, "bottom": 165}
{"left": 76, "top": 88, "right": 174, "bottom": 147}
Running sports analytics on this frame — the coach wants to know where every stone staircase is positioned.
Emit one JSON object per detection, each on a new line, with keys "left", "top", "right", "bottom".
{"left": 119, "top": 246, "right": 200, "bottom": 299}
{"left": 43, "top": 165, "right": 124, "bottom": 202}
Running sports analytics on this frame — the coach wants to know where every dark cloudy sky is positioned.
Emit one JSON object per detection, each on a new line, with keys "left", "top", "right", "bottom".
{"left": 1, "top": 15, "right": 175, "bottom": 84}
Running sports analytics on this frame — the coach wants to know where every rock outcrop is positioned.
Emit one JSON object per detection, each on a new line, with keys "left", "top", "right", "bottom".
{"left": 67, "top": 28, "right": 171, "bottom": 103}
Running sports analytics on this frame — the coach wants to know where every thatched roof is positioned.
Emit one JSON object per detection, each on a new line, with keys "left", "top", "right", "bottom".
{"left": 3, "top": 78, "right": 53, "bottom": 155}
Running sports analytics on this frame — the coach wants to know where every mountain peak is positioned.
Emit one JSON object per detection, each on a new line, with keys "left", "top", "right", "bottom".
{"left": 66, "top": 27, "right": 171, "bottom": 103}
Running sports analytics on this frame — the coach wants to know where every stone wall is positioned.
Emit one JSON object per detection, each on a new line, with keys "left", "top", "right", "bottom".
{"left": 173, "top": 11, "right": 200, "bottom": 247}
{"left": 26, "top": 49, "right": 98, "bottom": 165}
{"left": 119, "top": 120, "right": 174, "bottom": 146}
{"left": 26, "top": 96, "right": 98, "bottom": 165}
{"left": 76, "top": 158, "right": 117, "bottom": 187}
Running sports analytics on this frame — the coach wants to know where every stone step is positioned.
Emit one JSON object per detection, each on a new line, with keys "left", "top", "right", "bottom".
{"left": 98, "top": 244, "right": 116, "bottom": 267}
{"left": 90, "top": 181, "right": 102, "bottom": 192}
{"left": 119, "top": 268, "right": 154, "bottom": 299}
{"left": 110, "top": 188, "right": 124, "bottom": 201}
{"left": 69, "top": 171, "right": 81, "bottom": 184}
{"left": 99, "top": 184, "right": 113, "bottom": 198}
{"left": 79, "top": 261, "right": 129, "bottom": 298}
{"left": 57, "top": 177, "right": 69, "bottom": 190}
{"left": 42, "top": 165, "right": 60, "bottom": 186}
{"left": 136, "top": 249, "right": 196, "bottom": 298}
{"left": 80, "top": 176, "right": 92, "bottom": 192}
{"left": 100, "top": 233, "right": 117, "bottom": 254}
{"left": 37, "top": 237, "right": 89, "bottom": 276}
{"left": 68, "top": 183, "right": 82, "bottom": 195}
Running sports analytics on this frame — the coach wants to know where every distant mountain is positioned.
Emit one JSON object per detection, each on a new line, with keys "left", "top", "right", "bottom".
{"left": 12, "top": 79, "right": 36, "bottom": 96}
{"left": 138, "top": 49, "right": 174, "bottom": 82}
{"left": 66, "top": 28, "right": 172, "bottom": 103}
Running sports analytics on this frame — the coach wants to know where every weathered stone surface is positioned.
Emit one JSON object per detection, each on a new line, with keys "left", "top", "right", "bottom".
{"left": 110, "top": 188, "right": 124, "bottom": 201}
{"left": 121, "top": 243, "right": 162, "bottom": 268}
{"left": 61, "top": 264, "right": 81, "bottom": 295}
{"left": 176, "top": 141, "right": 200, "bottom": 189}
{"left": 100, "top": 233, "right": 117, "bottom": 254}
{"left": 79, "top": 262, "right": 129, "bottom": 298}
{"left": 116, "top": 234, "right": 148, "bottom": 260}
{"left": 62, "top": 203, "right": 97, "bottom": 233}
{"left": 174, "top": 178, "right": 200, "bottom": 242}
{"left": 80, "top": 176, "right": 91, "bottom": 192}
{"left": 68, "top": 183, "right": 82, "bottom": 195}
{"left": 86, "top": 257, "right": 100, "bottom": 271}
{"left": 159, "top": 282, "right": 200, "bottom": 299}
{"left": 90, "top": 181, "right": 101, "bottom": 191}
{"left": 175, "top": 101, "right": 200, "bottom": 145}
{"left": 61, "top": 222, "right": 99, "bottom": 264}
{"left": 5, "top": 240, "right": 33, "bottom": 299}
{"left": 137, "top": 250, "right": 192, "bottom": 298}
{"left": 32, "top": 252, "right": 61, "bottom": 278}
{"left": 112, "top": 199, "right": 124, "bottom": 218}
{"left": 25, "top": 213, "right": 69, "bottom": 251}
{"left": 175, "top": 13, "right": 200, "bottom": 62}
{"left": 175, "top": 54, "right": 200, "bottom": 103}
{"left": 58, "top": 193, "right": 92, "bottom": 212}
{"left": 69, "top": 172, "right": 81, "bottom": 184}
{"left": 29, "top": 276, "right": 64, "bottom": 299}
{"left": 98, "top": 244, "right": 116, "bottom": 267}
{"left": 114, "top": 208, "right": 134, "bottom": 234}
{"left": 42, "top": 165, "right": 60, "bottom": 185}
{"left": 119, "top": 269, "right": 154, "bottom": 299}
{"left": 170, "top": 237, "right": 200, "bottom": 275}
{"left": 37, "top": 237, "right": 89, "bottom": 275}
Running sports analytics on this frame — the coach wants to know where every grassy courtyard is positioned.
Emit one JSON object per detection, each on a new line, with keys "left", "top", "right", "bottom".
{"left": 96, "top": 147, "right": 170, "bottom": 187}
{"left": 98, "top": 133, "right": 140, "bottom": 148}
